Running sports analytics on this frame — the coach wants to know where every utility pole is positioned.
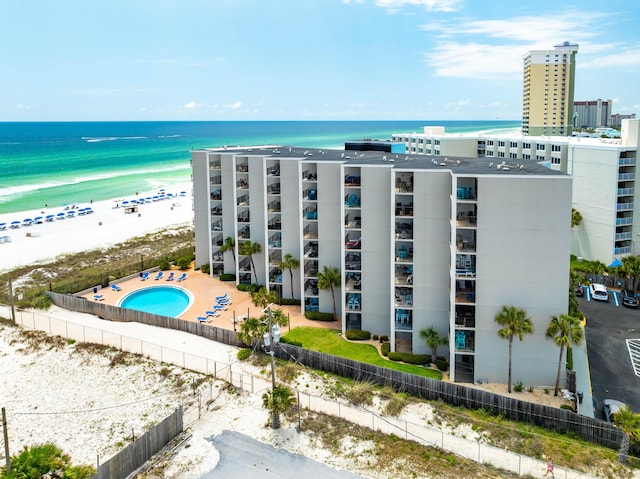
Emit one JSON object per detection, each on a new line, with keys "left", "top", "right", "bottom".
{"left": 8, "top": 280, "right": 15, "bottom": 324}
{"left": 2, "top": 407, "right": 10, "bottom": 474}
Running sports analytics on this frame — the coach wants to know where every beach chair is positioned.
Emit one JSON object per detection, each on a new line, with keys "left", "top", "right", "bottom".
{"left": 154, "top": 271, "right": 164, "bottom": 280}
{"left": 205, "top": 310, "right": 221, "bottom": 317}
{"left": 217, "top": 297, "right": 232, "bottom": 306}
{"left": 110, "top": 284, "right": 122, "bottom": 292}
{"left": 197, "top": 316, "right": 211, "bottom": 324}
{"left": 215, "top": 292, "right": 229, "bottom": 301}
{"left": 177, "top": 273, "right": 187, "bottom": 282}
{"left": 165, "top": 272, "right": 175, "bottom": 281}
{"left": 93, "top": 294, "right": 104, "bottom": 301}
{"left": 211, "top": 304, "right": 227, "bottom": 311}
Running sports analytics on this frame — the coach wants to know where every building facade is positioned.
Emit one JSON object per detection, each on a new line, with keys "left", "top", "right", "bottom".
{"left": 573, "top": 99, "right": 612, "bottom": 129}
{"left": 393, "top": 120, "right": 640, "bottom": 265}
{"left": 522, "top": 42, "right": 579, "bottom": 136}
{"left": 191, "top": 146, "right": 572, "bottom": 386}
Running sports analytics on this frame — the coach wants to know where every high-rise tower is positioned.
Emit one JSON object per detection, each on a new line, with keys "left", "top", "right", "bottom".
{"left": 522, "top": 42, "right": 578, "bottom": 136}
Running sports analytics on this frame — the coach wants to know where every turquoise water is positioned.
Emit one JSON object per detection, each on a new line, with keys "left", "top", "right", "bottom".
{"left": 118, "top": 285, "right": 192, "bottom": 317}
{"left": 0, "top": 120, "right": 520, "bottom": 214}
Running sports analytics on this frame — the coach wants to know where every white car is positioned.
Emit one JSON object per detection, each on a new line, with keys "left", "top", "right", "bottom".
{"left": 589, "top": 283, "right": 609, "bottom": 302}
{"left": 603, "top": 399, "right": 626, "bottom": 422}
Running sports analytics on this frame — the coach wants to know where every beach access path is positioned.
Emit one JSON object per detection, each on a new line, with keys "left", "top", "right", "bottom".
{"left": 0, "top": 185, "right": 193, "bottom": 273}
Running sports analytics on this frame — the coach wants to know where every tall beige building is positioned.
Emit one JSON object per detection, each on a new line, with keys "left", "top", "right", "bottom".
{"left": 522, "top": 42, "right": 579, "bottom": 136}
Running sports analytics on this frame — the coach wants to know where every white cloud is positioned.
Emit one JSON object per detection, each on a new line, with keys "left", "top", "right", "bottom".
{"left": 376, "top": 0, "right": 461, "bottom": 13}
{"left": 139, "top": 107, "right": 147, "bottom": 112}
{"left": 225, "top": 101, "right": 242, "bottom": 110}
{"left": 184, "top": 101, "right": 197, "bottom": 108}
{"left": 16, "top": 103, "right": 30, "bottom": 109}
{"left": 420, "top": 10, "right": 618, "bottom": 79}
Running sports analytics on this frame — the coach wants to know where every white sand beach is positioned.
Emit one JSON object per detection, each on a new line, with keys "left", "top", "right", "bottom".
{"left": 0, "top": 185, "right": 193, "bottom": 273}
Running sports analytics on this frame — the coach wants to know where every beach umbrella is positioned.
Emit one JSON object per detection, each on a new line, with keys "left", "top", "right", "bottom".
{"left": 34, "top": 216, "right": 43, "bottom": 224}
{"left": 85, "top": 207, "right": 93, "bottom": 213}
{"left": 152, "top": 196, "right": 159, "bottom": 201}
{"left": 23, "top": 218, "right": 33, "bottom": 223}
{"left": 180, "top": 191, "right": 186, "bottom": 196}
{"left": 45, "top": 215, "right": 55, "bottom": 221}
{"left": 0, "top": 222, "right": 6, "bottom": 228}
{"left": 56, "top": 212, "right": 66, "bottom": 218}
{"left": 11, "top": 220, "right": 21, "bottom": 228}
{"left": 67, "top": 210, "right": 75, "bottom": 216}
{"left": 122, "top": 200, "right": 129, "bottom": 205}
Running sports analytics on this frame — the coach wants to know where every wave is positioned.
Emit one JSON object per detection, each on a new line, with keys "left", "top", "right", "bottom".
{"left": 0, "top": 164, "right": 190, "bottom": 200}
{"left": 81, "top": 136, "right": 147, "bottom": 143}
{"left": 158, "top": 135, "right": 181, "bottom": 139}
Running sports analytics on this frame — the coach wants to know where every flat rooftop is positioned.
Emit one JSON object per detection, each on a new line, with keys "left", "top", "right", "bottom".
{"left": 197, "top": 145, "right": 567, "bottom": 176}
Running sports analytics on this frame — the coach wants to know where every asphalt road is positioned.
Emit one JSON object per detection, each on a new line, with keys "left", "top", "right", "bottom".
{"left": 580, "top": 293, "right": 640, "bottom": 418}
{"left": 199, "top": 430, "right": 367, "bottom": 478}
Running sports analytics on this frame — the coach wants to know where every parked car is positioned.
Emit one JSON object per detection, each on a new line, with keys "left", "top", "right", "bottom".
{"left": 603, "top": 398, "right": 627, "bottom": 422}
{"left": 589, "top": 283, "right": 609, "bottom": 302}
{"left": 621, "top": 289, "right": 639, "bottom": 308}
{"left": 574, "top": 285, "right": 584, "bottom": 297}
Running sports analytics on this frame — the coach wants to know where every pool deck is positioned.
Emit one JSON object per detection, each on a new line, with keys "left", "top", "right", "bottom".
{"left": 84, "top": 268, "right": 338, "bottom": 332}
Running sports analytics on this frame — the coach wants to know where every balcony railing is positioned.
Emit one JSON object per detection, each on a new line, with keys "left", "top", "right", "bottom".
{"left": 615, "top": 246, "right": 632, "bottom": 255}
{"left": 618, "top": 173, "right": 635, "bottom": 181}
{"left": 617, "top": 188, "right": 635, "bottom": 196}
{"left": 619, "top": 158, "right": 636, "bottom": 166}
{"left": 616, "top": 217, "right": 633, "bottom": 226}
{"left": 617, "top": 203, "right": 634, "bottom": 211}
{"left": 616, "top": 232, "right": 633, "bottom": 241}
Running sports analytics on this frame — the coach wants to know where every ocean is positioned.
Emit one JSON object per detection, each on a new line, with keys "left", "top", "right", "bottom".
{"left": 0, "top": 120, "right": 519, "bottom": 215}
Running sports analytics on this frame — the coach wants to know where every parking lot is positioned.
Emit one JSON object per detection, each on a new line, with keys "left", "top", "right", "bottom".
{"left": 579, "top": 291, "right": 640, "bottom": 418}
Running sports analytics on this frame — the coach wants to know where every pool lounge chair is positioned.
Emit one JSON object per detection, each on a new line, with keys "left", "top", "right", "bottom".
{"left": 165, "top": 272, "right": 175, "bottom": 281}
{"left": 211, "top": 304, "right": 227, "bottom": 311}
{"left": 205, "top": 310, "right": 221, "bottom": 317}
{"left": 93, "top": 294, "right": 104, "bottom": 301}
{"left": 177, "top": 273, "right": 187, "bottom": 282}
{"left": 110, "top": 284, "right": 122, "bottom": 292}
{"left": 154, "top": 271, "right": 164, "bottom": 280}
{"left": 140, "top": 272, "right": 149, "bottom": 281}
{"left": 197, "top": 316, "right": 211, "bottom": 323}
{"left": 215, "top": 292, "right": 229, "bottom": 301}
{"left": 217, "top": 297, "right": 231, "bottom": 306}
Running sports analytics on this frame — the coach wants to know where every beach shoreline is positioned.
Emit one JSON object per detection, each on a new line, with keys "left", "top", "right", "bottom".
{"left": 0, "top": 183, "right": 193, "bottom": 273}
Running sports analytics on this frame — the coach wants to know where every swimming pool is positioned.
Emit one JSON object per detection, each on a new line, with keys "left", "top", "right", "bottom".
{"left": 118, "top": 285, "right": 193, "bottom": 317}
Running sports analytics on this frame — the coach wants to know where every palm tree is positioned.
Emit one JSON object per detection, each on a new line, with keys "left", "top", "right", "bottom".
{"left": 612, "top": 405, "right": 640, "bottom": 463}
{"left": 571, "top": 208, "right": 583, "bottom": 228}
{"left": 6, "top": 442, "right": 95, "bottom": 478}
{"left": 220, "top": 236, "right": 236, "bottom": 270}
{"left": 279, "top": 253, "right": 300, "bottom": 299}
{"left": 238, "top": 240, "right": 262, "bottom": 284}
{"left": 317, "top": 265, "right": 341, "bottom": 321}
{"left": 419, "top": 327, "right": 448, "bottom": 365}
{"left": 262, "top": 384, "right": 296, "bottom": 429}
{"left": 546, "top": 313, "right": 584, "bottom": 396}
{"left": 494, "top": 305, "right": 534, "bottom": 393}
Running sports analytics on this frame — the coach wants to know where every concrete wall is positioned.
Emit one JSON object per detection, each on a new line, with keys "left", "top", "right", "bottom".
{"left": 191, "top": 151, "right": 211, "bottom": 270}
{"left": 473, "top": 175, "right": 572, "bottom": 386}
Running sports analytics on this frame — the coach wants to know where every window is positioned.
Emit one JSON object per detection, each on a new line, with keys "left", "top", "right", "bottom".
{"left": 523, "top": 154, "right": 531, "bottom": 159}
{"left": 552, "top": 145, "right": 561, "bottom": 152}
{"left": 536, "top": 155, "right": 545, "bottom": 161}
{"left": 487, "top": 151, "right": 494, "bottom": 157}
{"left": 510, "top": 142, "right": 518, "bottom": 148}
{"left": 498, "top": 141, "right": 505, "bottom": 147}
{"left": 510, "top": 153, "right": 517, "bottom": 159}
{"left": 487, "top": 140, "right": 494, "bottom": 146}
{"left": 523, "top": 143, "right": 531, "bottom": 149}
{"left": 536, "top": 144, "right": 546, "bottom": 151}
{"left": 498, "top": 152, "right": 505, "bottom": 158}
{"left": 434, "top": 140, "right": 440, "bottom": 145}
{"left": 551, "top": 157, "right": 561, "bottom": 165}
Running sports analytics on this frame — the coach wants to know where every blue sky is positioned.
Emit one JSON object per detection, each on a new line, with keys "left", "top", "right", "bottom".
{"left": 1, "top": 0, "right": 639, "bottom": 121}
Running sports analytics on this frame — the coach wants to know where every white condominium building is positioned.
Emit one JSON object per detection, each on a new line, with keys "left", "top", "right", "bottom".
{"left": 393, "top": 120, "right": 640, "bottom": 265}
{"left": 191, "top": 146, "right": 571, "bottom": 385}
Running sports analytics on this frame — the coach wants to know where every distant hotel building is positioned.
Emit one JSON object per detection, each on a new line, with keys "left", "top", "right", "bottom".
{"left": 191, "top": 146, "right": 571, "bottom": 385}
{"left": 522, "top": 42, "right": 579, "bottom": 136}
{"left": 393, "top": 119, "right": 640, "bottom": 265}
{"left": 573, "top": 99, "right": 612, "bottom": 129}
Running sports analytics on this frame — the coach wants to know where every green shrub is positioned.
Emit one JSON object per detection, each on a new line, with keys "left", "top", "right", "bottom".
{"left": 158, "top": 258, "right": 171, "bottom": 271}
{"left": 560, "top": 404, "right": 575, "bottom": 412}
{"left": 388, "top": 352, "right": 430, "bottom": 365}
{"left": 304, "top": 311, "right": 335, "bottom": 321}
{"left": 278, "top": 298, "right": 301, "bottom": 306}
{"left": 566, "top": 347, "right": 574, "bottom": 370}
{"left": 237, "top": 348, "right": 252, "bottom": 360}
{"left": 175, "top": 257, "right": 192, "bottom": 270}
{"left": 219, "top": 273, "right": 235, "bottom": 281}
{"left": 345, "top": 329, "right": 371, "bottom": 340}
{"left": 513, "top": 381, "right": 524, "bottom": 392}
{"left": 237, "top": 283, "right": 259, "bottom": 292}
{"left": 435, "top": 358, "right": 449, "bottom": 371}
{"left": 200, "top": 263, "right": 210, "bottom": 274}
{"left": 372, "top": 334, "right": 379, "bottom": 340}
{"left": 381, "top": 342, "right": 390, "bottom": 356}
{"left": 379, "top": 335, "right": 389, "bottom": 343}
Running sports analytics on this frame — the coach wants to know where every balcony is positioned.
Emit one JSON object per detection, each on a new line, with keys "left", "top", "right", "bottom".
{"left": 304, "top": 260, "right": 318, "bottom": 277}
{"left": 395, "top": 203, "right": 413, "bottom": 216}
{"left": 267, "top": 165, "right": 280, "bottom": 176}
{"left": 238, "top": 226, "right": 250, "bottom": 240}
{"left": 304, "top": 188, "right": 317, "bottom": 201}
{"left": 345, "top": 214, "right": 361, "bottom": 229}
{"left": 345, "top": 193, "right": 360, "bottom": 208}
{"left": 455, "top": 306, "right": 475, "bottom": 328}
{"left": 304, "top": 207, "right": 318, "bottom": 221}
{"left": 347, "top": 293, "right": 361, "bottom": 311}
{"left": 619, "top": 157, "right": 636, "bottom": 167}
{"left": 268, "top": 232, "right": 281, "bottom": 248}
{"left": 268, "top": 200, "right": 281, "bottom": 212}
{"left": 236, "top": 163, "right": 248, "bottom": 173}
{"left": 345, "top": 272, "right": 361, "bottom": 291}
{"left": 455, "top": 279, "right": 475, "bottom": 304}
{"left": 618, "top": 173, "right": 635, "bottom": 181}
{"left": 395, "top": 175, "right": 413, "bottom": 193}
{"left": 454, "top": 330, "right": 475, "bottom": 353}
{"left": 305, "top": 279, "right": 319, "bottom": 296}
{"left": 616, "top": 217, "right": 633, "bottom": 226}
{"left": 237, "top": 212, "right": 250, "bottom": 223}
{"left": 456, "top": 232, "right": 476, "bottom": 253}
{"left": 395, "top": 245, "right": 413, "bottom": 262}
{"left": 395, "top": 288, "right": 413, "bottom": 307}
{"left": 267, "top": 217, "right": 282, "bottom": 230}
{"left": 210, "top": 175, "right": 221, "bottom": 185}
{"left": 615, "top": 246, "right": 632, "bottom": 255}
{"left": 395, "top": 309, "right": 412, "bottom": 329}
{"left": 268, "top": 251, "right": 282, "bottom": 266}
{"left": 209, "top": 161, "right": 221, "bottom": 170}
{"left": 211, "top": 189, "right": 222, "bottom": 201}
{"left": 456, "top": 186, "right": 476, "bottom": 200}
{"left": 211, "top": 205, "right": 222, "bottom": 216}
{"left": 268, "top": 183, "right": 281, "bottom": 195}
{"left": 617, "top": 188, "right": 635, "bottom": 196}
{"left": 616, "top": 232, "right": 633, "bottom": 241}
{"left": 304, "top": 223, "right": 318, "bottom": 239}
{"left": 617, "top": 203, "right": 634, "bottom": 211}
{"left": 302, "top": 170, "right": 317, "bottom": 181}
{"left": 212, "top": 221, "right": 222, "bottom": 232}
{"left": 236, "top": 178, "right": 248, "bottom": 189}
{"left": 345, "top": 174, "right": 361, "bottom": 187}
{"left": 345, "top": 235, "right": 361, "bottom": 250}
{"left": 395, "top": 223, "right": 413, "bottom": 240}
{"left": 237, "top": 195, "right": 249, "bottom": 206}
